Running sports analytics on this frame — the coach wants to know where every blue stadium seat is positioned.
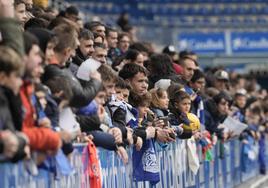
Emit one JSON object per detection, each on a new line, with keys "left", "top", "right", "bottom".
{"left": 218, "top": 17, "right": 228, "bottom": 24}
{"left": 256, "top": 17, "right": 268, "bottom": 24}
{"left": 67, "top": 0, "right": 268, "bottom": 29}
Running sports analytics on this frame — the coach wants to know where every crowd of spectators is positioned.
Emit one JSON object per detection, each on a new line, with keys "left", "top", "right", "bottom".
{"left": 0, "top": 0, "right": 268, "bottom": 185}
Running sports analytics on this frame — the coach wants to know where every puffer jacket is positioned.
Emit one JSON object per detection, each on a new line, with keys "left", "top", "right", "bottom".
{"left": 20, "top": 81, "right": 61, "bottom": 151}
{"left": 42, "top": 64, "right": 102, "bottom": 108}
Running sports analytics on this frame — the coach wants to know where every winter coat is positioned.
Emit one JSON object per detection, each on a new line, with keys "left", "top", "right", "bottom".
{"left": 168, "top": 110, "right": 193, "bottom": 139}
{"left": 20, "top": 81, "right": 60, "bottom": 151}
{"left": 0, "top": 86, "right": 27, "bottom": 162}
{"left": 42, "top": 64, "right": 102, "bottom": 108}
{"left": 204, "top": 99, "right": 225, "bottom": 139}
{"left": 0, "top": 18, "right": 24, "bottom": 56}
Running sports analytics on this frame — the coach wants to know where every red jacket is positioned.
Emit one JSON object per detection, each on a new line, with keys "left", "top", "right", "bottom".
{"left": 20, "top": 81, "right": 60, "bottom": 151}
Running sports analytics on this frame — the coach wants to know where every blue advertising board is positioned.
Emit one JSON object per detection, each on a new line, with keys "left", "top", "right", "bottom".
{"left": 178, "top": 32, "right": 226, "bottom": 54}
{"left": 231, "top": 32, "right": 268, "bottom": 53}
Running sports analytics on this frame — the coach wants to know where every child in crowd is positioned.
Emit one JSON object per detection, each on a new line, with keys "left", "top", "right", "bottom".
{"left": 128, "top": 91, "right": 160, "bottom": 185}
{"left": 168, "top": 90, "right": 194, "bottom": 139}
{"left": 0, "top": 46, "right": 29, "bottom": 162}
{"left": 115, "top": 77, "right": 131, "bottom": 103}
{"left": 150, "top": 88, "right": 169, "bottom": 119}
{"left": 150, "top": 88, "right": 172, "bottom": 148}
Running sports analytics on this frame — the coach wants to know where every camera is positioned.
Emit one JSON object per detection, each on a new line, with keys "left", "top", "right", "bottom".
{"left": 158, "top": 116, "right": 169, "bottom": 127}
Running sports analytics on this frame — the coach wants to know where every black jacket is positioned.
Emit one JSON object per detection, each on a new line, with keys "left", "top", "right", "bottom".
{"left": 72, "top": 48, "right": 87, "bottom": 67}
{"left": 0, "top": 86, "right": 27, "bottom": 162}
{"left": 204, "top": 99, "right": 226, "bottom": 139}
{"left": 168, "top": 107, "right": 193, "bottom": 139}
{"left": 42, "top": 64, "right": 102, "bottom": 108}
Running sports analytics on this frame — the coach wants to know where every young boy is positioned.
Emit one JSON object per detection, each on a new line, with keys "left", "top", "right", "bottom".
{"left": 115, "top": 77, "right": 131, "bottom": 103}
{"left": 0, "top": 46, "right": 29, "bottom": 162}
{"left": 14, "top": 0, "right": 27, "bottom": 28}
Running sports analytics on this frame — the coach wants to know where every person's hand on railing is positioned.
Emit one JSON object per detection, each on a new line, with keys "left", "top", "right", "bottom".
{"left": 135, "top": 136, "right": 143, "bottom": 151}
{"left": 108, "top": 127, "right": 123, "bottom": 144}
{"left": 0, "top": 130, "right": 19, "bottom": 159}
{"left": 24, "top": 145, "right": 31, "bottom": 160}
{"left": 193, "top": 131, "right": 202, "bottom": 141}
{"left": 152, "top": 118, "right": 165, "bottom": 128}
{"left": 155, "top": 128, "right": 175, "bottom": 143}
{"left": 16, "top": 132, "right": 31, "bottom": 160}
{"left": 76, "top": 132, "right": 94, "bottom": 143}
{"left": 146, "top": 126, "right": 156, "bottom": 139}
{"left": 126, "top": 127, "right": 133, "bottom": 145}
{"left": 212, "top": 134, "right": 218, "bottom": 145}
{"left": 116, "top": 146, "right": 128, "bottom": 165}
{"left": 0, "top": 0, "right": 14, "bottom": 18}
{"left": 34, "top": 152, "right": 48, "bottom": 165}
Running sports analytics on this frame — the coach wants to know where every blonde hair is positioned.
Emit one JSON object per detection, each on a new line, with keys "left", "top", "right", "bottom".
{"left": 0, "top": 46, "right": 24, "bottom": 76}
{"left": 150, "top": 88, "right": 167, "bottom": 108}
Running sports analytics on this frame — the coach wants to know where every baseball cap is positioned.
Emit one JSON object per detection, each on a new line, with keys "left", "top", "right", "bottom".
{"left": 235, "top": 88, "right": 247, "bottom": 96}
{"left": 162, "top": 45, "right": 176, "bottom": 55}
{"left": 214, "top": 70, "right": 229, "bottom": 81}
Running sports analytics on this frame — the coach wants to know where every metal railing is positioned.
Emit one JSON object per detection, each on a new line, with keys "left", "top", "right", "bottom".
{"left": 0, "top": 139, "right": 263, "bottom": 188}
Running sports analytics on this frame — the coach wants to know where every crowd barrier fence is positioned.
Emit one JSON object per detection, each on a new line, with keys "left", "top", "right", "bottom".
{"left": 0, "top": 139, "right": 264, "bottom": 188}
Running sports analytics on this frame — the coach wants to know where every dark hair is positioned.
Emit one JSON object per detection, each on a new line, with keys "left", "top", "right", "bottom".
{"left": 47, "top": 17, "right": 67, "bottom": 30}
{"left": 14, "top": 0, "right": 25, "bottom": 6}
{"left": 25, "top": 18, "right": 49, "bottom": 30}
{"left": 178, "top": 57, "right": 196, "bottom": 67}
{"left": 23, "top": 31, "right": 39, "bottom": 55}
{"left": 116, "top": 77, "right": 131, "bottom": 90}
{"left": 129, "top": 42, "right": 149, "bottom": 54}
{"left": 149, "top": 53, "right": 174, "bottom": 76}
{"left": 125, "top": 49, "right": 140, "bottom": 62}
{"left": 191, "top": 69, "right": 205, "bottom": 83}
{"left": 169, "top": 90, "right": 190, "bottom": 112}
{"left": 179, "top": 50, "right": 196, "bottom": 59}
{"left": 119, "top": 63, "right": 148, "bottom": 80}
{"left": 65, "top": 6, "right": 79, "bottom": 16}
{"left": 128, "top": 91, "right": 151, "bottom": 107}
{"left": 250, "top": 106, "right": 262, "bottom": 115}
{"left": 84, "top": 21, "right": 105, "bottom": 31}
{"left": 118, "top": 32, "right": 130, "bottom": 41}
{"left": 27, "top": 28, "right": 56, "bottom": 53}
{"left": 105, "top": 27, "right": 117, "bottom": 37}
{"left": 213, "top": 91, "right": 232, "bottom": 105}
{"left": 179, "top": 51, "right": 198, "bottom": 66}
{"left": 172, "top": 90, "right": 191, "bottom": 104}
{"left": 79, "top": 29, "right": 94, "bottom": 40}
{"left": 35, "top": 83, "right": 48, "bottom": 94}
{"left": 45, "top": 76, "right": 73, "bottom": 102}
